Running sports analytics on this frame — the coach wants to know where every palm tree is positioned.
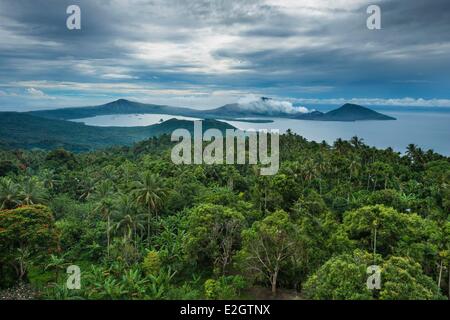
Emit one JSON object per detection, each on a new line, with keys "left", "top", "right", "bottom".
{"left": 114, "top": 214, "right": 136, "bottom": 245}
{"left": 45, "top": 254, "right": 68, "bottom": 282}
{"left": 348, "top": 156, "right": 362, "bottom": 183}
{"left": 39, "top": 169, "right": 57, "bottom": 191}
{"left": 350, "top": 136, "right": 365, "bottom": 149}
{"left": 101, "top": 165, "right": 118, "bottom": 182}
{"left": 113, "top": 194, "right": 144, "bottom": 248}
{"left": 406, "top": 144, "right": 425, "bottom": 167}
{"left": 20, "top": 176, "right": 47, "bottom": 205}
{"left": 119, "top": 162, "right": 135, "bottom": 186}
{"left": 77, "top": 175, "right": 96, "bottom": 201}
{"left": 406, "top": 144, "right": 417, "bottom": 160}
{"left": 333, "top": 138, "right": 347, "bottom": 154}
{"left": 91, "top": 180, "right": 115, "bottom": 257}
{"left": 0, "top": 177, "right": 21, "bottom": 209}
{"left": 133, "top": 172, "right": 167, "bottom": 244}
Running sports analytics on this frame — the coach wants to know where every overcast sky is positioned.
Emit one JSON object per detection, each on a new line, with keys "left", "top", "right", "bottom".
{"left": 0, "top": 0, "right": 449, "bottom": 111}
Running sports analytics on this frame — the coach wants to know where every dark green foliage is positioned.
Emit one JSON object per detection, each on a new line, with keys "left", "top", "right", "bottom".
{"left": 0, "top": 131, "right": 448, "bottom": 300}
{"left": 204, "top": 275, "right": 247, "bottom": 299}
{"left": 0, "top": 112, "right": 235, "bottom": 152}
{"left": 0, "top": 160, "right": 19, "bottom": 177}
{"left": 304, "top": 250, "right": 445, "bottom": 300}
{"left": 0, "top": 205, "right": 59, "bottom": 286}
{"left": 184, "top": 203, "right": 246, "bottom": 275}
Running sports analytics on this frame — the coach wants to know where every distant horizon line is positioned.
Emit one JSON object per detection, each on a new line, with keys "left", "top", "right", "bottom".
{"left": 3, "top": 96, "right": 450, "bottom": 113}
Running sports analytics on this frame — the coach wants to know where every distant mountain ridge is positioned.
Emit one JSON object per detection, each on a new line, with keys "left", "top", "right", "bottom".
{"left": 29, "top": 99, "right": 200, "bottom": 120}
{"left": 29, "top": 98, "right": 396, "bottom": 122}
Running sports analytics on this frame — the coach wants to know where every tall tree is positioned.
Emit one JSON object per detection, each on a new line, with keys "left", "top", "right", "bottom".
{"left": 20, "top": 176, "right": 47, "bottom": 205}
{"left": 113, "top": 194, "right": 143, "bottom": 249}
{"left": 237, "top": 210, "right": 301, "bottom": 295}
{"left": 0, "top": 177, "right": 21, "bottom": 209}
{"left": 133, "top": 172, "right": 167, "bottom": 244}
{"left": 184, "top": 203, "right": 245, "bottom": 275}
{"left": 91, "top": 180, "right": 115, "bottom": 257}
{"left": 0, "top": 205, "right": 59, "bottom": 282}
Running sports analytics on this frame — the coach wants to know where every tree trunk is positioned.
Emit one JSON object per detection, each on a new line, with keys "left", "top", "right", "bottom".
{"left": 134, "top": 226, "right": 137, "bottom": 249}
{"left": 107, "top": 215, "right": 111, "bottom": 258}
{"left": 19, "top": 261, "right": 26, "bottom": 281}
{"left": 271, "top": 268, "right": 279, "bottom": 296}
{"left": 373, "top": 227, "right": 377, "bottom": 258}
{"left": 438, "top": 260, "right": 443, "bottom": 288}
{"left": 264, "top": 188, "right": 267, "bottom": 213}
{"left": 147, "top": 206, "right": 151, "bottom": 245}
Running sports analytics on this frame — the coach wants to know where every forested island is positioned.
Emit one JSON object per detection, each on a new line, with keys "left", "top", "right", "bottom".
{"left": 0, "top": 113, "right": 234, "bottom": 152}
{"left": 0, "top": 132, "right": 448, "bottom": 300}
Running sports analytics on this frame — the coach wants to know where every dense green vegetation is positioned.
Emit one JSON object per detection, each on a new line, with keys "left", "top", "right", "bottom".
{"left": 0, "top": 113, "right": 234, "bottom": 152}
{"left": 0, "top": 133, "right": 449, "bottom": 300}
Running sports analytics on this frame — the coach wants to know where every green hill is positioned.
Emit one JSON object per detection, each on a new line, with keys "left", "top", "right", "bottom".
{"left": 0, "top": 112, "right": 235, "bottom": 152}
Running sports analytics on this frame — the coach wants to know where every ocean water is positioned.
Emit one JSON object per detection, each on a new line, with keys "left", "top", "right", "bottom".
{"left": 72, "top": 113, "right": 200, "bottom": 127}
{"left": 72, "top": 111, "right": 450, "bottom": 156}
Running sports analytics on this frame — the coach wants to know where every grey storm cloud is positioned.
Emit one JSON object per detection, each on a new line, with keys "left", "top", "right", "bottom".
{"left": 0, "top": 0, "right": 449, "bottom": 110}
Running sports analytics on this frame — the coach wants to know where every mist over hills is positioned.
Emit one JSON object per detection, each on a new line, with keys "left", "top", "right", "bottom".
{"left": 208, "top": 96, "right": 310, "bottom": 117}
